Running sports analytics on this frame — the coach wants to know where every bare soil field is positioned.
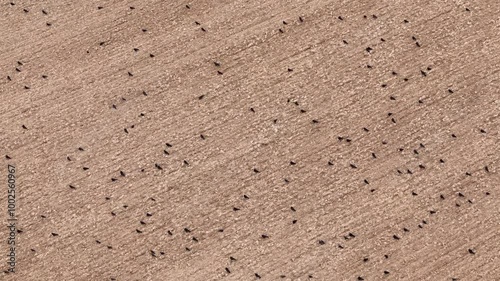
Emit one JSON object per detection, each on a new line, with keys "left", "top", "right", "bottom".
{"left": 0, "top": 0, "right": 499, "bottom": 280}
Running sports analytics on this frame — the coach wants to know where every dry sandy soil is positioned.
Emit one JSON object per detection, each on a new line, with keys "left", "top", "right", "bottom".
{"left": 0, "top": 0, "right": 499, "bottom": 280}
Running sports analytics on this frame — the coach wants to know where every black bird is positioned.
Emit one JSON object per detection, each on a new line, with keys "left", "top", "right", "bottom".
{"left": 42, "top": 74, "right": 48, "bottom": 78}
{"left": 468, "top": 248, "right": 476, "bottom": 254}
{"left": 124, "top": 128, "right": 128, "bottom": 134}
{"left": 318, "top": 240, "right": 325, "bottom": 245}
{"left": 312, "top": 119, "right": 319, "bottom": 123}
{"left": 484, "top": 166, "right": 489, "bottom": 172}
{"left": 250, "top": 107, "right": 255, "bottom": 112}
{"left": 7, "top": 75, "right": 11, "bottom": 81}
{"left": 255, "top": 273, "right": 261, "bottom": 279}
{"left": 328, "top": 161, "right": 334, "bottom": 166}
{"left": 128, "top": 72, "right": 133, "bottom": 77}
{"left": 200, "top": 134, "right": 205, "bottom": 140}
{"left": 83, "top": 167, "right": 89, "bottom": 170}
{"left": 142, "top": 28, "right": 147, "bottom": 32}
{"left": 184, "top": 228, "right": 191, "bottom": 233}
{"left": 230, "top": 256, "right": 237, "bottom": 261}
{"left": 183, "top": 160, "right": 189, "bottom": 166}
{"left": 287, "top": 68, "right": 293, "bottom": 72}
{"left": 23, "top": 8, "right": 29, "bottom": 13}
{"left": 343, "top": 40, "right": 348, "bottom": 44}
{"left": 217, "top": 70, "right": 223, "bottom": 75}
{"left": 69, "top": 185, "right": 76, "bottom": 189}
{"left": 420, "top": 70, "right": 427, "bottom": 76}
{"left": 214, "top": 61, "right": 220, "bottom": 66}
{"left": 372, "top": 14, "right": 378, "bottom": 19}
{"left": 166, "top": 143, "right": 173, "bottom": 147}
{"left": 225, "top": 268, "right": 231, "bottom": 273}
{"left": 480, "top": 129, "right": 486, "bottom": 133}
{"left": 233, "top": 207, "right": 240, "bottom": 211}
{"left": 155, "top": 163, "right": 163, "bottom": 170}
{"left": 15, "top": 67, "right": 21, "bottom": 72}
{"left": 149, "top": 54, "right": 155, "bottom": 58}
{"left": 194, "top": 21, "right": 200, "bottom": 25}
{"left": 350, "top": 163, "right": 357, "bottom": 169}
{"left": 133, "top": 48, "right": 139, "bottom": 52}
{"left": 366, "top": 47, "right": 373, "bottom": 53}
{"left": 99, "top": 42, "right": 105, "bottom": 46}
{"left": 384, "top": 271, "right": 390, "bottom": 275}
{"left": 292, "top": 220, "right": 297, "bottom": 224}
{"left": 290, "top": 161, "right": 296, "bottom": 165}
{"left": 279, "top": 28, "right": 284, "bottom": 33}
{"left": 357, "top": 277, "right": 364, "bottom": 281}
{"left": 364, "top": 179, "right": 369, "bottom": 184}
{"left": 261, "top": 234, "right": 269, "bottom": 239}
{"left": 130, "top": 6, "right": 135, "bottom": 9}
{"left": 290, "top": 207, "right": 296, "bottom": 212}
{"left": 243, "top": 194, "right": 249, "bottom": 199}
{"left": 338, "top": 16, "right": 343, "bottom": 20}
{"left": 201, "top": 27, "right": 206, "bottom": 32}
{"left": 371, "top": 153, "right": 377, "bottom": 158}
{"left": 253, "top": 168, "right": 260, "bottom": 173}
{"left": 186, "top": 4, "right": 190, "bottom": 9}
{"left": 198, "top": 95, "right": 205, "bottom": 100}
{"left": 416, "top": 42, "right": 421, "bottom": 47}
{"left": 167, "top": 230, "right": 173, "bottom": 235}
{"left": 282, "top": 20, "right": 288, "bottom": 25}
{"left": 111, "top": 178, "right": 117, "bottom": 182}
{"left": 22, "top": 125, "right": 28, "bottom": 129}
{"left": 393, "top": 235, "right": 400, "bottom": 240}
{"left": 42, "top": 9, "right": 47, "bottom": 15}
{"left": 299, "top": 16, "right": 303, "bottom": 22}
{"left": 120, "top": 171, "right": 125, "bottom": 177}
{"left": 136, "top": 229, "right": 143, "bottom": 234}
{"left": 412, "top": 191, "right": 418, "bottom": 196}
{"left": 363, "top": 257, "right": 369, "bottom": 262}
{"left": 51, "top": 232, "right": 59, "bottom": 237}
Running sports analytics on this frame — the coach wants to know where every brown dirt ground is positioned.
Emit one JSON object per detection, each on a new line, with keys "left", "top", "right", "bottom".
{"left": 1, "top": 0, "right": 499, "bottom": 280}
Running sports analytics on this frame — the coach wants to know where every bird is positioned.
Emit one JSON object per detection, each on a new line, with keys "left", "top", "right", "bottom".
{"left": 217, "top": 70, "right": 223, "bottom": 75}
{"left": 255, "top": 273, "right": 261, "bottom": 279}
{"left": 69, "top": 185, "right": 76, "bottom": 189}
{"left": 7, "top": 76, "right": 11, "bottom": 81}
{"left": 416, "top": 42, "right": 421, "bottom": 47}
{"left": 366, "top": 47, "right": 373, "bottom": 53}
{"left": 128, "top": 72, "right": 133, "bottom": 77}
{"left": 393, "top": 235, "right": 400, "bottom": 240}
{"left": 338, "top": 16, "right": 343, "bottom": 20}
{"left": 225, "top": 268, "right": 231, "bottom": 273}
{"left": 149, "top": 54, "right": 155, "bottom": 58}
{"left": 318, "top": 240, "right": 325, "bottom": 245}
{"left": 184, "top": 228, "right": 191, "bottom": 233}
{"left": 253, "top": 168, "right": 260, "bottom": 173}
{"left": 51, "top": 232, "right": 59, "bottom": 237}
{"left": 155, "top": 164, "right": 163, "bottom": 170}
{"left": 120, "top": 171, "right": 125, "bottom": 176}
{"left": 468, "top": 248, "right": 476, "bottom": 254}
{"left": 42, "top": 9, "right": 47, "bottom": 15}
{"left": 299, "top": 16, "right": 304, "bottom": 22}
{"left": 350, "top": 163, "right": 357, "bottom": 169}
{"left": 261, "top": 234, "right": 269, "bottom": 239}
{"left": 183, "top": 160, "right": 189, "bottom": 166}
{"left": 22, "top": 125, "right": 28, "bottom": 130}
